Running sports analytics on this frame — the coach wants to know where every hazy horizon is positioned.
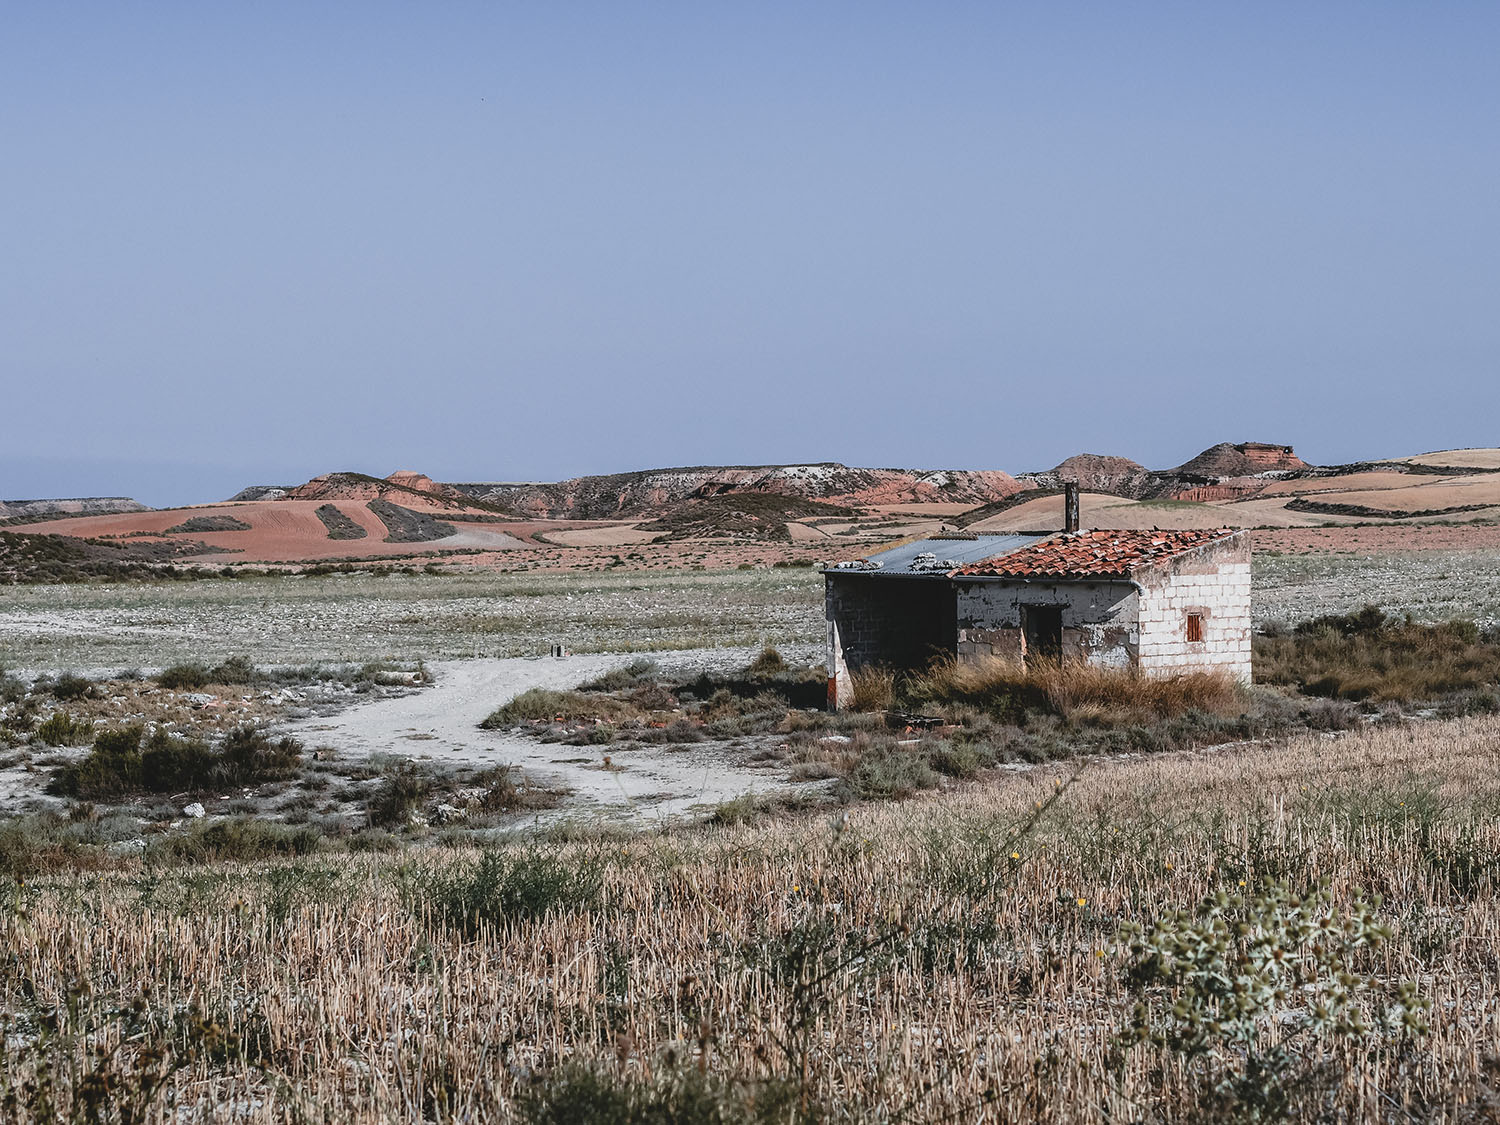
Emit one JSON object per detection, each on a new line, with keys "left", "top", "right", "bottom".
{"left": 5, "top": 3, "right": 1497, "bottom": 507}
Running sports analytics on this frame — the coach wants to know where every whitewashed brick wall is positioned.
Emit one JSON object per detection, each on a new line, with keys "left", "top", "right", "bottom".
{"left": 1136, "top": 553, "right": 1252, "bottom": 682}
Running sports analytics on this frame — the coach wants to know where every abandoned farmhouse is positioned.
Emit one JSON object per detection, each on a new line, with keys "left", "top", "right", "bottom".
{"left": 823, "top": 523, "right": 1251, "bottom": 709}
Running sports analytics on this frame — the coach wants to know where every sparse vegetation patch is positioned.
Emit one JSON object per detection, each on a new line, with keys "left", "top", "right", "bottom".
{"left": 47, "top": 724, "right": 303, "bottom": 799}
{"left": 163, "top": 515, "right": 252, "bottom": 534}
{"left": 1255, "top": 606, "right": 1500, "bottom": 702}
{"left": 368, "top": 499, "right": 456, "bottom": 543}
{"left": 313, "top": 503, "right": 367, "bottom": 540}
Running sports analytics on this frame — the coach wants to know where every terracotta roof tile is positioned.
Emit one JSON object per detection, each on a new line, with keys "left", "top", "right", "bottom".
{"left": 953, "top": 528, "right": 1241, "bottom": 579}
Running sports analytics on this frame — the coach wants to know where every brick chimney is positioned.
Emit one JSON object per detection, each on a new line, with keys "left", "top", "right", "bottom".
{"left": 1064, "top": 482, "right": 1080, "bottom": 533}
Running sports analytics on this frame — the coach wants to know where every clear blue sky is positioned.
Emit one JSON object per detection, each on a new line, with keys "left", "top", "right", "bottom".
{"left": 3, "top": 2, "right": 1497, "bottom": 505}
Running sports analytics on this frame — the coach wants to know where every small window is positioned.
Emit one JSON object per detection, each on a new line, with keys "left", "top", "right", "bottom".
{"left": 1186, "top": 612, "right": 1204, "bottom": 643}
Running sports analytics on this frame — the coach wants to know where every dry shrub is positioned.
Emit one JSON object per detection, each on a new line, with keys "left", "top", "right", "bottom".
{"left": 848, "top": 666, "right": 894, "bottom": 712}
{"left": 744, "top": 645, "right": 787, "bottom": 675}
{"left": 481, "top": 689, "right": 630, "bottom": 728}
{"left": 1256, "top": 607, "right": 1500, "bottom": 703}
{"left": 1037, "top": 662, "right": 1242, "bottom": 723}
{"left": 905, "top": 657, "right": 1242, "bottom": 724}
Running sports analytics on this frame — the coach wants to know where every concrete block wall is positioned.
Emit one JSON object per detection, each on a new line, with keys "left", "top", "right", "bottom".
{"left": 826, "top": 575, "right": 956, "bottom": 708}
{"left": 1135, "top": 539, "right": 1252, "bottom": 682}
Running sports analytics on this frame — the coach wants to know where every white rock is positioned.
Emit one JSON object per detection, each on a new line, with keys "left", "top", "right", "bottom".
{"left": 183, "top": 802, "right": 206, "bottom": 818}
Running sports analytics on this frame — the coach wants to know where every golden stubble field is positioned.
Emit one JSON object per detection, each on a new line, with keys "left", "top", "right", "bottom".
{"left": 4, "top": 714, "right": 1499, "bottom": 1122}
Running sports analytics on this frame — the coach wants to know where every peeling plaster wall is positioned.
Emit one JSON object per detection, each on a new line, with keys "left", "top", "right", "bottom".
{"left": 954, "top": 580, "right": 1139, "bottom": 668}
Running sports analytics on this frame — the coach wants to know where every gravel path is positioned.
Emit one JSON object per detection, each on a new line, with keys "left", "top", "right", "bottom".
{"left": 283, "top": 647, "right": 820, "bottom": 824}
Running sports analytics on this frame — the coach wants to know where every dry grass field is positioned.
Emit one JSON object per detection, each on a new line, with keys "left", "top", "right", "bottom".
{"left": 4, "top": 714, "right": 1498, "bottom": 1122}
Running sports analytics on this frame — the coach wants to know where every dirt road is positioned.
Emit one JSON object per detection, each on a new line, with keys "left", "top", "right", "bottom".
{"left": 284, "top": 649, "right": 814, "bottom": 824}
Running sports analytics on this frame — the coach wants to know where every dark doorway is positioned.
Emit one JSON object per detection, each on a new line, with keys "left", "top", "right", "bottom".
{"left": 1022, "top": 605, "right": 1063, "bottom": 663}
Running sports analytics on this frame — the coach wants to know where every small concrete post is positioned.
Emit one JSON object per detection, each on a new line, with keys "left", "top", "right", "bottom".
{"left": 1064, "top": 483, "right": 1080, "bottom": 533}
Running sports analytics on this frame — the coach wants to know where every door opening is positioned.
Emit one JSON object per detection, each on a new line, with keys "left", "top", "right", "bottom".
{"left": 1021, "top": 605, "right": 1063, "bottom": 663}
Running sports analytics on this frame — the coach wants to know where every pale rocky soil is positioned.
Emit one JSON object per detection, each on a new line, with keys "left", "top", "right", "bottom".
{"left": 7, "top": 550, "right": 1500, "bottom": 829}
{"left": 8, "top": 551, "right": 1500, "bottom": 674}
{"left": 1253, "top": 548, "right": 1500, "bottom": 629}
{"left": 0, "top": 569, "right": 825, "bottom": 670}
{"left": 287, "top": 648, "right": 822, "bottom": 824}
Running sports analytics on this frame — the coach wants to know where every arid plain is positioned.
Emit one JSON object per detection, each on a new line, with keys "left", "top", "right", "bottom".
{"left": 3, "top": 445, "right": 1500, "bottom": 1121}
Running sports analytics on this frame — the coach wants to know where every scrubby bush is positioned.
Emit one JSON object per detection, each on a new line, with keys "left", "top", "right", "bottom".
{"left": 35, "top": 711, "right": 93, "bottom": 746}
{"left": 157, "top": 663, "right": 211, "bottom": 690}
{"left": 412, "top": 848, "right": 604, "bottom": 934}
{"left": 481, "top": 689, "right": 629, "bottom": 728}
{"left": 904, "top": 658, "right": 1242, "bottom": 725}
{"left": 218, "top": 726, "right": 302, "bottom": 783}
{"left": 1255, "top": 607, "right": 1500, "bottom": 702}
{"left": 49, "top": 724, "right": 303, "bottom": 798}
{"left": 848, "top": 666, "right": 894, "bottom": 712}
{"left": 0, "top": 669, "right": 27, "bottom": 705}
{"left": 50, "top": 725, "right": 145, "bottom": 797}
{"left": 0, "top": 813, "right": 104, "bottom": 879}
{"left": 209, "top": 655, "right": 258, "bottom": 685}
{"left": 578, "top": 659, "right": 660, "bottom": 693}
{"left": 368, "top": 760, "right": 433, "bottom": 828}
{"left": 150, "top": 819, "right": 322, "bottom": 863}
{"left": 844, "top": 741, "right": 940, "bottom": 800}
{"left": 48, "top": 672, "right": 95, "bottom": 701}
{"left": 744, "top": 645, "right": 786, "bottom": 675}
{"left": 139, "top": 731, "right": 218, "bottom": 791}
{"left": 1121, "top": 881, "right": 1428, "bottom": 1120}
{"left": 157, "top": 657, "right": 259, "bottom": 690}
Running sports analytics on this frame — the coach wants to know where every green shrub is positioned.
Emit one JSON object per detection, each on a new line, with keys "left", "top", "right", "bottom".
{"left": 845, "top": 743, "right": 939, "bottom": 800}
{"left": 481, "top": 689, "right": 629, "bottom": 728}
{"left": 1256, "top": 607, "right": 1500, "bottom": 702}
{"left": 139, "top": 731, "right": 218, "bottom": 790}
{"left": 0, "top": 814, "right": 102, "bottom": 880}
{"left": 0, "top": 671, "right": 26, "bottom": 705}
{"left": 218, "top": 726, "right": 302, "bottom": 783}
{"left": 1121, "top": 881, "right": 1428, "bottom": 1120}
{"left": 414, "top": 848, "right": 604, "bottom": 934}
{"left": 48, "top": 672, "right": 95, "bottom": 701}
{"left": 157, "top": 663, "right": 211, "bottom": 690}
{"left": 150, "top": 819, "right": 323, "bottom": 864}
{"left": 209, "top": 656, "right": 258, "bottom": 685}
{"left": 36, "top": 711, "right": 93, "bottom": 746}
{"left": 50, "top": 725, "right": 145, "bottom": 797}
{"left": 50, "top": 725, "right": 303, "bottom": 798}
{"left": 368, "top": 760, "right": 432, "bottom": 828}
{"left": 578, "top": 659, "right": 661, "bottom": 693}
{"left": 157, "top": 657, "right": 258, "bottom": 689}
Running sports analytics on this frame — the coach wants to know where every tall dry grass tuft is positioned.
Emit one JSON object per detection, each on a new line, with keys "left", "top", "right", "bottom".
{"left": 847, "top": 665, "right": 895, "bottom": 712}
{"left": 904, "top": 656, "right": 1243, "bottom": 724}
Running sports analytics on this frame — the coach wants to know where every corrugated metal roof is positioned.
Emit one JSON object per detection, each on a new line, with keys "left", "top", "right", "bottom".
{"left": 954, "top": 528, "right": 1242, "bottom": 578}
{"left": 825, "top": 534, "right": 1047, "bottom": 577}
